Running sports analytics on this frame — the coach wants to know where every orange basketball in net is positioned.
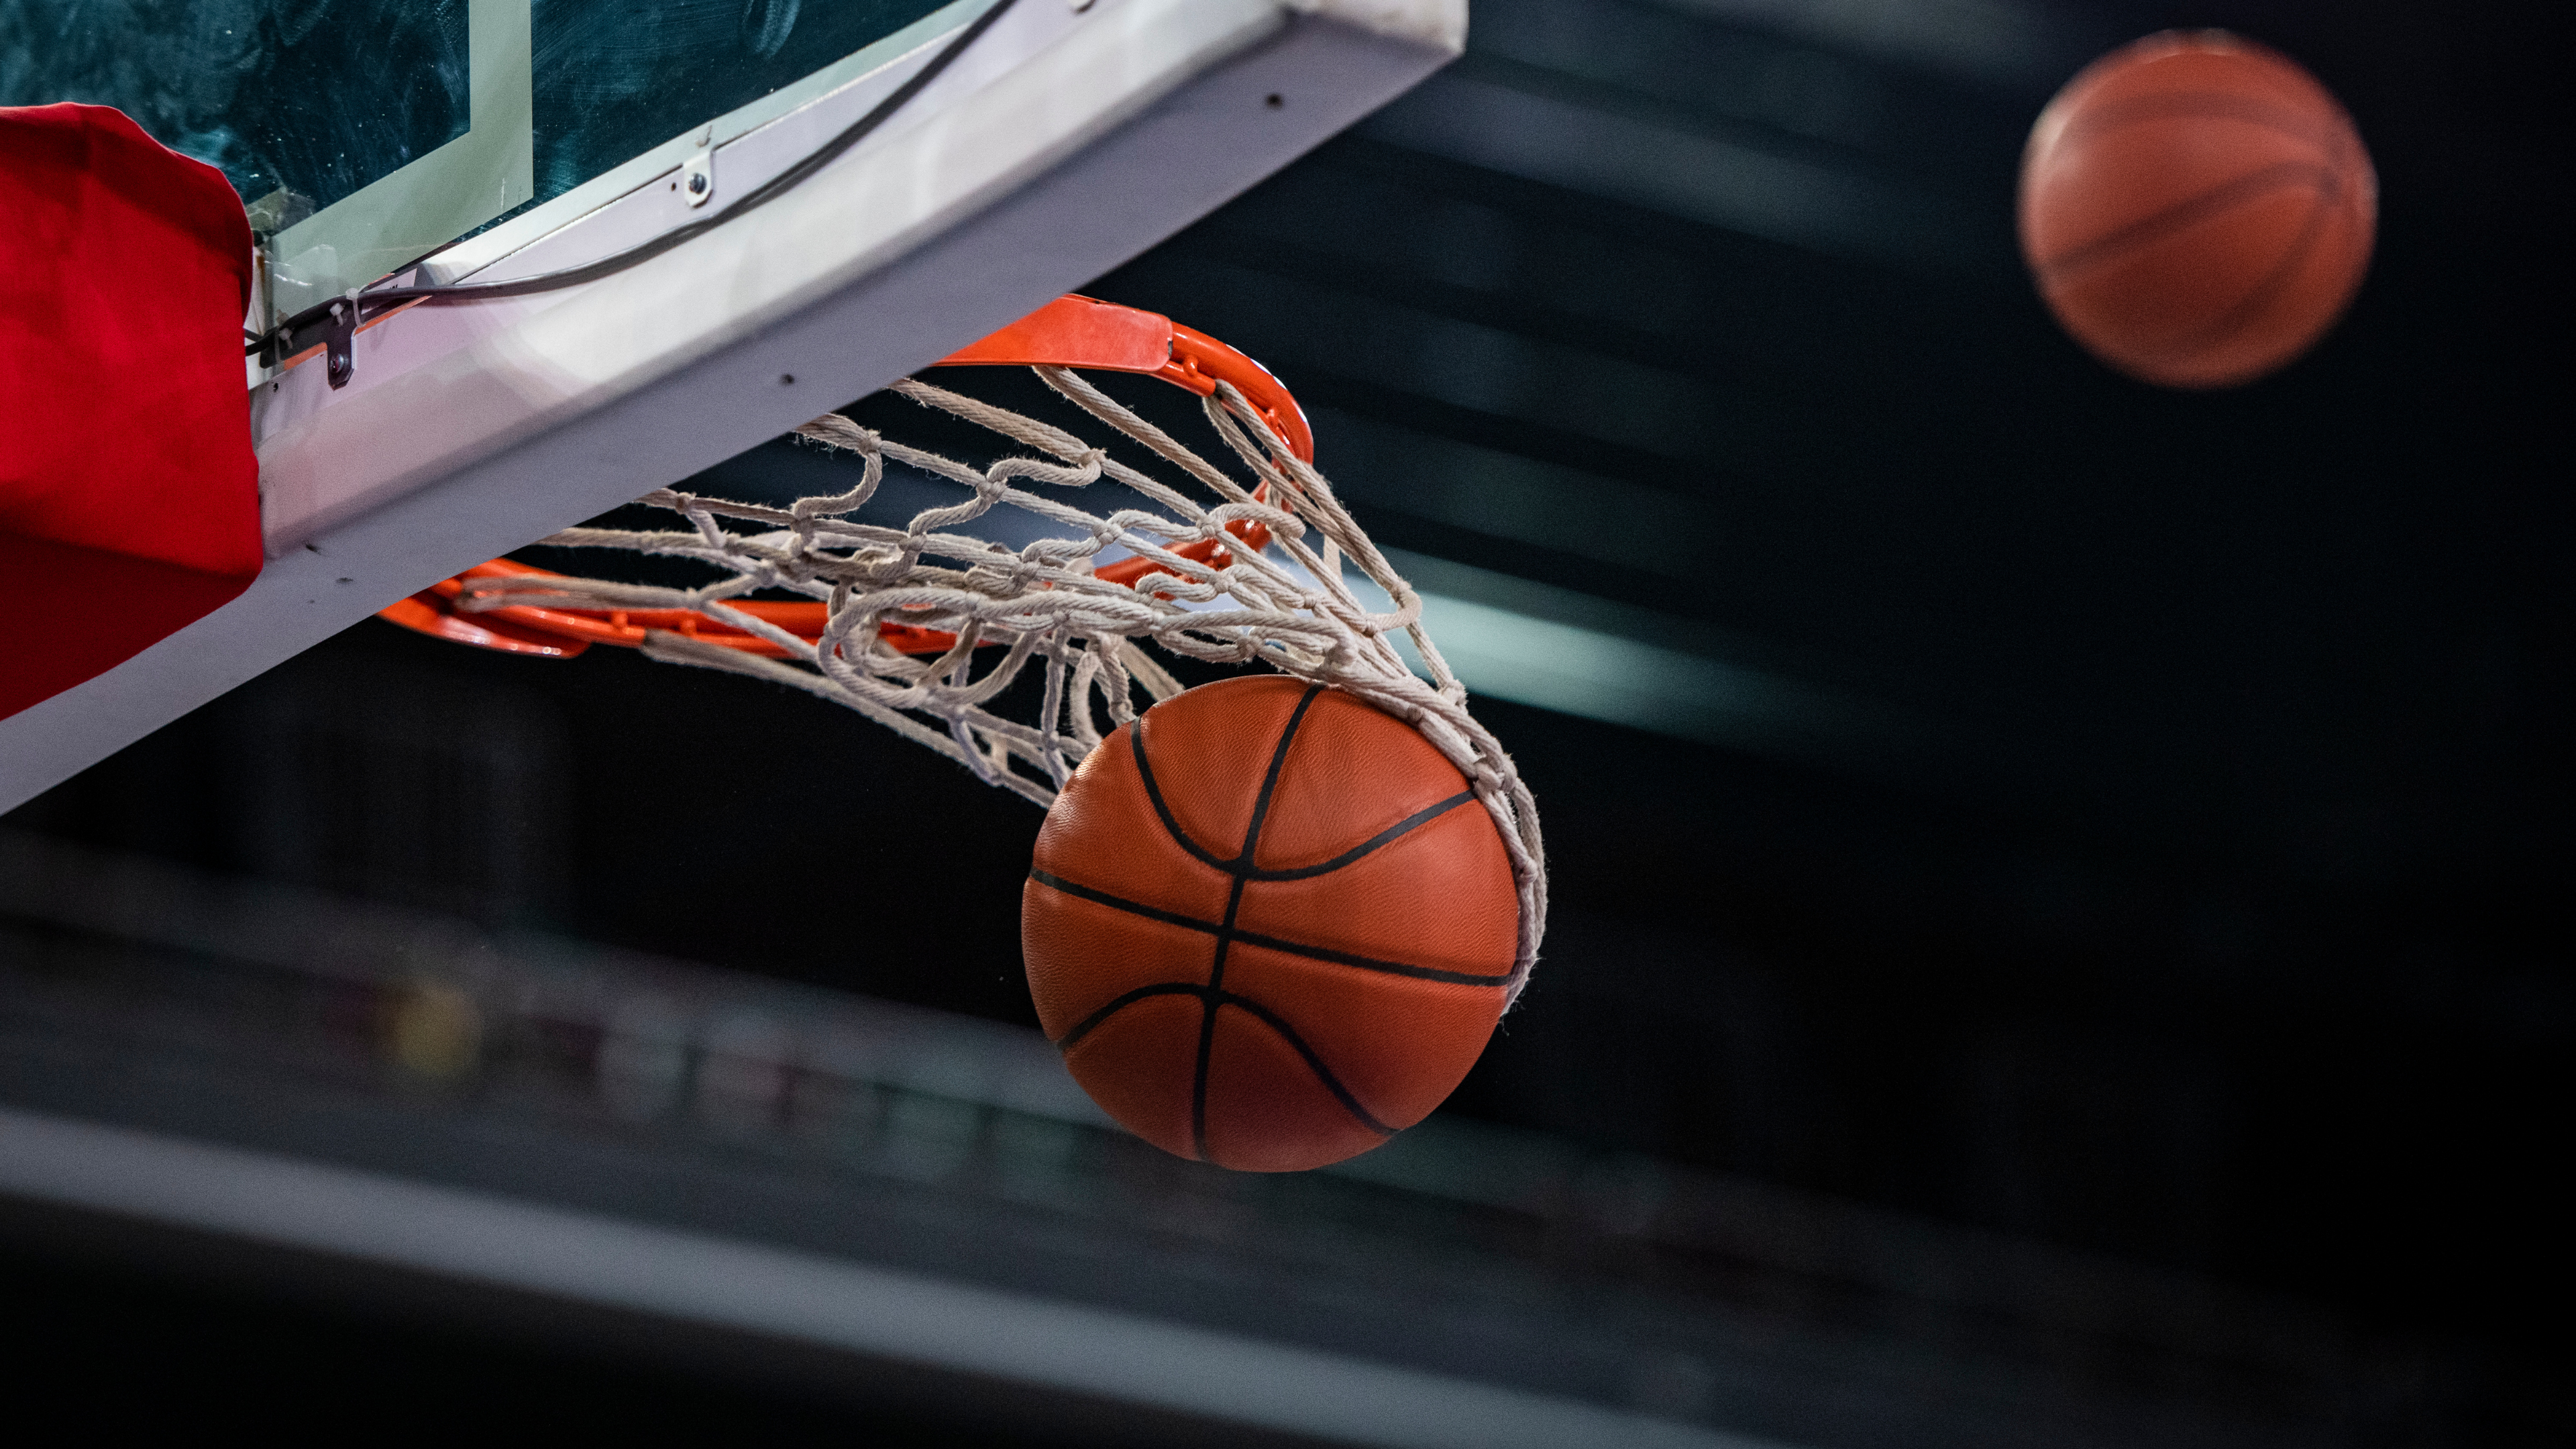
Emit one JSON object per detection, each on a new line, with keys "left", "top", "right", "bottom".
{"left": 1022, "top": 676, "right": 1519, "bottom": 1171}
{"left": 2019, "top": 31, "right": 2376, "bottom": 388}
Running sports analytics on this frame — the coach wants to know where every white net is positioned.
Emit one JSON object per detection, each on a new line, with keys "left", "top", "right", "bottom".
{"left": 453, "top": 366, "right": 1547, "bottom": 998}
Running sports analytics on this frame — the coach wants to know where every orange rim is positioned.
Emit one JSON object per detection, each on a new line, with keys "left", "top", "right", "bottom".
{"left": 381, "top": 296, "right": 1307, "bottom": 660}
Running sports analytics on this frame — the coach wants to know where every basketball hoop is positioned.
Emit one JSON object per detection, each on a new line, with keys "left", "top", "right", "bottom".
{"left": 382, "top": 297, "right": 1307, "bottom": 658}
{"left": 382, "top": 295, "right": 1547, "bottom": 1000}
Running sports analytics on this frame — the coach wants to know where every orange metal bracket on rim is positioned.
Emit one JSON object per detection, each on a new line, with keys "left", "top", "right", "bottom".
{"left": 378, "top": 296, "right": 1313, "bottom": 660}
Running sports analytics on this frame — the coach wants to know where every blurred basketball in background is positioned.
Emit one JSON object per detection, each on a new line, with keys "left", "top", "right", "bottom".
{"left": 1022, "top": 676, "right": 1517, "bottom": 1172}
{"left": 2019, "top": 32, "right": 2376, "bottom": 388}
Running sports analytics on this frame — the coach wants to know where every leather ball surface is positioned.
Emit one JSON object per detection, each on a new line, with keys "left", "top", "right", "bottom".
{"left": 1023, "top": 676, "right": 1519, "bottom": 1171}
{"left": 2019, "top": 31, "right": 2375, "bottom": 388}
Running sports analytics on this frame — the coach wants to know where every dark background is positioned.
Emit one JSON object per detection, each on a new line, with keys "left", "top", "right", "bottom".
{"left": 6, "top": 0, "right": 2568, "bottom": 1440}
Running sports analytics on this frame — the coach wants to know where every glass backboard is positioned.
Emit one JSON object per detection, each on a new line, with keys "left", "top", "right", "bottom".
{"left": 7, "top": 3, "right": 1024, "bottom": 311}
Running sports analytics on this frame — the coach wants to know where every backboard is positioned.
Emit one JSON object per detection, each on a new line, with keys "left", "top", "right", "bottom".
{"left": 0, "top": 0, "right": 1465, "bottom": 813}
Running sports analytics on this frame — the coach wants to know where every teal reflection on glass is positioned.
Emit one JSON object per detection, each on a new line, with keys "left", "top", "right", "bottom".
{"left": 0, "top": 1, "right": 472, "bottom": 211}
{"left": 3, "top": 0, "right": 954, "bottom": 216}
{"left": 527, "top": 0, "right": 950, "bottom": 205}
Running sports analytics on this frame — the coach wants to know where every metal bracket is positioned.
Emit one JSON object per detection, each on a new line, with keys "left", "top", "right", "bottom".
{"left": 263, "top": 297, "right": 362, "bottom": 387}
{"left": 321, "top": 299, "right": 358, "bottom": 388}
{"left": 681, "top": 147, "right": 716, "bottom": 209}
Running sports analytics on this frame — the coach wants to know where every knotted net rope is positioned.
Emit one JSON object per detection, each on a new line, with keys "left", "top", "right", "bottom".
{"left": 455, "top": 366, "right": 1547, "bottom": 999}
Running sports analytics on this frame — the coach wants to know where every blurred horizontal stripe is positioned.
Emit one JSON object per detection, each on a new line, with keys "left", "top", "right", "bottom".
{"left": 1644, "top": 0, "right": 2095, "bottom": 87}
{"left": 0, "top": 1107, "right": 1778, "bottom": 1449}
{"left": 1317, "top": 407, "right": 1705, "bottom": 576}
{"left": 1383, "top": 549, "right": 1891, "bottom": 759}
{"left": 1362, "top": 71, "right": 1986, "bottom": 270}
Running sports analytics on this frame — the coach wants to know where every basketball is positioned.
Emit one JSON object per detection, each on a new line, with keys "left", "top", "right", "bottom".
{"left": 2018, "top": 31, "right": 2376, "bottom": 388}
{"left": 1022, "top": 676, "right": 1520, "bottom": 1171}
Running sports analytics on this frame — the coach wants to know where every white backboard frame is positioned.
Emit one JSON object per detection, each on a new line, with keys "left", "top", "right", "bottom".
{"left": 0, "top": 0, "right": 1464, "bottom": 815}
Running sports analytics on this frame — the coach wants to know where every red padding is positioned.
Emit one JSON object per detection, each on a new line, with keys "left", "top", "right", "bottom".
{"left": 1, "top": 102, "right": 260, "bottom": 721}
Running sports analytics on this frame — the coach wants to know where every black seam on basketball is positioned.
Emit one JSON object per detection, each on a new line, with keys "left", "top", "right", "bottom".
{"left": 1125, "top": 682, "right": 1326, "bottom": 873}
{"left": 2141, "top": 165, "right": 2347, "bottom": 364}
{"left": 1192, "top": 686, "right": 1316, "bottom": 1157}
{"left": 2060, "top": 91, "right": 2336, "bottom": 152}
{"left": 1238, "top": 790, "right": 1478, "bottom": 879}
{"left": 1216, "top": 995, "right": 1397, "bottom": 1137}
{"left": 1120, "top": 686, "right": 1475, "bottom": 875}
{"left": 2038, "top": 159, "right": 2333, "bottom": 280}
{"left": 1233, "top": 684, "right": 1323, "bottom": 867}
{"left": 1029, "top": 871, "right": 1513, "bottom": 986}
{"left": 1051, "top": 684, "right": 1482, "bottom": 1160}
{"left": 1055, "top": 981, "right": 1207, "bottom": 1051}
{"left": 1030, "top": 870, "right": 1223, "bottom": 935}
{"left": 1228, "top": 927, "right": 1513, "bottom": 985}
{"left": 1193, "top": 872, "right": 1252, "bottom": 1162}
{"left": 1128, "top": 718, "right": 1234, "bottom": 873}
